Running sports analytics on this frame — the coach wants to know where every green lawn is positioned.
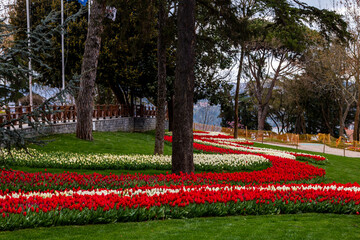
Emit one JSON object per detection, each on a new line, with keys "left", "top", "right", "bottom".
{"left": 30, "top": 131, "right": 173, "bottom": 155}
{"left": 1, "top": 214, "right": 359, "bottom": 240}
{"left": 3, "top": 131, "right": 360, "bottom": 239}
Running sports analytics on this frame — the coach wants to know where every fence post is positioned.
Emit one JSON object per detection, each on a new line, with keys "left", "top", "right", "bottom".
{"left": 343, "top": 139, "right": 346, "bottom": 157}
{"left": 262, "top": 130, "right": 264, "bottom": 144}
{"left": 245, "top": 126, "right": 248, "bottom": 139}
{"left": 323, "top": 135, "right": 325, "bottom": 153}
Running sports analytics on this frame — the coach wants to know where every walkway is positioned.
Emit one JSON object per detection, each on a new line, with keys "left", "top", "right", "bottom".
{"left": 255, "top": 141, "right": 360, "bottom": 158}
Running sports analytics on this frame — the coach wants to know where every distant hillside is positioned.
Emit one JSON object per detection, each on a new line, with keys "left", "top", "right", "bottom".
{"left": 193, "top": 100, "right": 222, "bottom": 126}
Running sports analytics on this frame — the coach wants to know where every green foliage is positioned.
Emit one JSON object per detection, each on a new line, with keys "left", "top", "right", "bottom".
{"left": 1, "top": 11, "right": 59, "bottom": 102}
{"left": 0, "top": 80, "right": 78, "bottom": 168}
{"left": 97, "top": 0, "right": 158, "bottom": 105}
{"left": 9, "top": 0, "right": 87, "bottom": 89}
{"left": 0, "top": 7, "right": 82, "bottom": 168}
{"left": 9, "top": 0, "right": 160, "bottom": 106}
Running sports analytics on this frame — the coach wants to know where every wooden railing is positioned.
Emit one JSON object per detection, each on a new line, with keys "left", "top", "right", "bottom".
{"left": 0, "top": 104, "right": 156, "bottom": 127}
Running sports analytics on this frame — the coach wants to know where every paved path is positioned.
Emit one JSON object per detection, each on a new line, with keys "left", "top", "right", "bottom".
{"left": 256, "top": 141, "right": 360, "bottom": 158}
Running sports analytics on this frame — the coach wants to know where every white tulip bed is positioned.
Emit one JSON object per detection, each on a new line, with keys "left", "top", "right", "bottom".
{"left": 3, "top": 149, "right": 270, "bottom": 172}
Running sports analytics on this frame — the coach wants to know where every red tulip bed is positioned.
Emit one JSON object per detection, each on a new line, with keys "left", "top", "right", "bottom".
{"left": 0, "top": 132, "right": 358, "bottom": 230}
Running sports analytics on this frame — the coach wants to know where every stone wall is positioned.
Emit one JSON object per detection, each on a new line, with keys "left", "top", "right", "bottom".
{"left": 21, "top": 117, "right": 165, "bottom": 136}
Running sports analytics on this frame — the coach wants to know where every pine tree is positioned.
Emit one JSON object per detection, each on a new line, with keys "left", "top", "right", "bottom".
{"left": 0, "top": 11, "right": 79, "bottom": 167}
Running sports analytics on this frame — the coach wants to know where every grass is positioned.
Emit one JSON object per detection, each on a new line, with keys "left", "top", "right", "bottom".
{"left": 30, "top": 131, "right": 173, "bottom": 156}
{"left": 1, "top": 214, "right": 359, "bottom": 240}
{"left": 3, "top": 131, "right": 360, "bottom": 239}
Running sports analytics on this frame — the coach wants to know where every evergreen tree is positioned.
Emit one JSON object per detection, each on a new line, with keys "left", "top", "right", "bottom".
{"left": 0, "top": 11, "right": 78, "bottom": 167}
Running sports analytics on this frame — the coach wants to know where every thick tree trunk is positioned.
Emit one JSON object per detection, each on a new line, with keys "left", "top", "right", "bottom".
{"left": 168, "top": 95, "right": 174, "bottom": 131}
{"left": 76, "top": 0, "right": 106, "bottom": 141}
{"left": 172, "top": 0, "right": 195, "bottom": 174}
{"left": 257, "top": 105, "right": 268, "bottom": 131}
{"left": 154, "top": 0, "right": 168, "bottom": 155}
{"left": 234, "top": 48, "right": 245, "bottom": 139}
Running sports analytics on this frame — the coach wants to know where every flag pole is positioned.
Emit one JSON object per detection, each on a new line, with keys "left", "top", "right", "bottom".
{"left": 26, "top": 0, "right": 33, "bottom": 108}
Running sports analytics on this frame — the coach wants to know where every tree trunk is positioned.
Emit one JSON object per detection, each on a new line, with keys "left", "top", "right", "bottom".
{"left": 339, "top": 101, "right": 352, "bottom": 138}
{"left": 321, "top": 104, "right": 334, "bottom": 136}
{"left": 172, "top": 0, "right": 195, "bottom": 174}
{"left": 354, "top": 105, "right": 360, "bottom": 141}
{"left": 301, "top": 113, "right": 307, "bottom": 134}
{"left": 234, "top": 48, "right": 245, "bottom": 139}
{"left": 109, "top": 83, "right": 130, "bottom": 106}
{"left": 168, "top": 95, "right": 174, "bottom": 131}
{"left": 76, "top": 0, "right": 106, "bottom": 141}
{"left": 257, "top": 105, "right": 268, "bottom": 131}
{"left": 130, "top": 91, "right": 134, "bottom": 117}
{"left": 354, "top": 84, "right": 360, "bottom": 141}
{"left": 154, "top": 0, "right": 168, "bottom": 155}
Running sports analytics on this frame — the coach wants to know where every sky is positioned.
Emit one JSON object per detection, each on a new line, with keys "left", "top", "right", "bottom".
{"left": 305, "top": 0, "right": 337, "bottom": 9}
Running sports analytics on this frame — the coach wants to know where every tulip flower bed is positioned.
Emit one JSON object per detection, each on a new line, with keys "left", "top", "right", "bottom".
{"left": 0, "top": 131, "right": 348, "bottom": 231}
{"left": 165, "top": 135, "right": 295, "bottom": 160}
{"left": 3, "top": 150, "right": 270, "bottom": 172}
{"left": 194, "top": 136, "right": 254, "bottom": 146}
{"left": 1, "top": 183, "right": 359, "bottom": 230}
{"left": 0, "top": 151, "right": 325, "bottom": 192}
{"left": 176, "top": 131, "right": 254, "bottom": 145}
{"left": 167, "top": 134, "right": 327, "bottom": 163}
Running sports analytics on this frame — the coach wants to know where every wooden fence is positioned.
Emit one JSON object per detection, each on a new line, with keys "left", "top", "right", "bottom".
{"left": 0, "top": 104, "right": 156, "bottom": 127}
{"left": 193, "top": 122, "right": 360, "bottom": 153}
